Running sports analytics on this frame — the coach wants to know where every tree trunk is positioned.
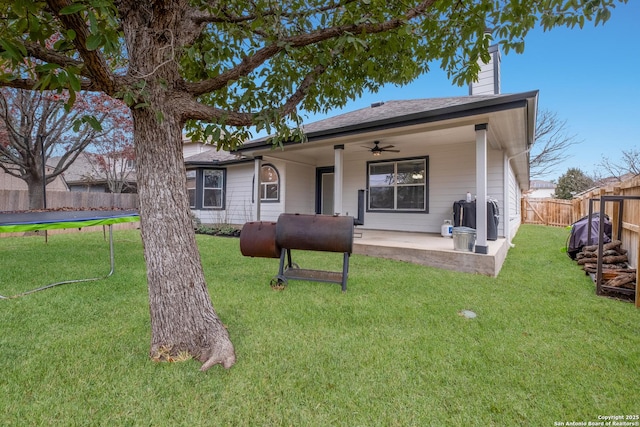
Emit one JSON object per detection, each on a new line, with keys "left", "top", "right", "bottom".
{"left": 27, "top": 178, "right": 45, "bottom": 210}
{"left": 131, "top": 103, "right": 236, "bottom": 371}
{"left": 120, "top": 1, "right": 235, "bottom": 371}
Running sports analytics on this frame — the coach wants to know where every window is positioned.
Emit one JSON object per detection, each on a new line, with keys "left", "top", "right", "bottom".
{"left": 252, "top": 164, "right": 280, "bottom": 203}
{"left": 260, "top": 165, "right": 279, "bottom": 201}
{"left": 186, "top": 170, "right": 196, "bottom": 208}
{"left": 203, "top": 169, "right": 224, "bottom": 209}
{"left": 367, "top": 157, "right": 428, "bottom": 212}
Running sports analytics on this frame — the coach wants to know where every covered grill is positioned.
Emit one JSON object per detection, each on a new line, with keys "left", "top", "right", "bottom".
{"left": 240, "top": 213, "right": 354, "bottom": 291}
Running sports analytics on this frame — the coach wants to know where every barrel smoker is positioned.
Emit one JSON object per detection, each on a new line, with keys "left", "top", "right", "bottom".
{"left": 240, "top": 213, "right": 354, "bottom": 291}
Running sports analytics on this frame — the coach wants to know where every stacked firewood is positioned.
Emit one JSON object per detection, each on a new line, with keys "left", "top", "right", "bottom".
{"left": 576, "top": 240, "right": 636, "bottom": 290}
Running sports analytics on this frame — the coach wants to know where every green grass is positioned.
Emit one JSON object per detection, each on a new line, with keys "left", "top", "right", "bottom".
{"left": 1, "top": 225, "right": 639, "bottom": 426}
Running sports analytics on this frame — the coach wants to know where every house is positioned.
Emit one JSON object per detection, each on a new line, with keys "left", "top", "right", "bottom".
{"left": 56, "top": 152, "right": 137, "bottom": 193}
{"left": 526, "top": 180, "right": 556, "bottom": 198}
{"left": 187, "top": 44, "right": 538, "bottom": 276}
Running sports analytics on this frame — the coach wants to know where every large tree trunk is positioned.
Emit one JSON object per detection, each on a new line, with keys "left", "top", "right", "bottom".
{"left": 132, "top": 107, "right": 236, "bottom": 370}
{"left": 121, "top": 0, "right": 235, "bottom": 370}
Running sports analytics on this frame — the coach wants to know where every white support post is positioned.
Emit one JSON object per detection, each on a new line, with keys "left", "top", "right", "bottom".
{"left": 253, "top": 156, "right": 262, "bottom": 221}
{"left": 334, "top": 145, "right": 344, "bottom": 215}
{"left": 475, "top": 124, "right": 488, "bottom": 254}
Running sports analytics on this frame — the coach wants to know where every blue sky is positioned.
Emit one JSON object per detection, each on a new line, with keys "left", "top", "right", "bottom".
{"left": 297, "top": 1, "right": 639, "bottom": 182}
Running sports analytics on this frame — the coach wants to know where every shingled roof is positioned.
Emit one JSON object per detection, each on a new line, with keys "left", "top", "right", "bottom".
{"left": 183, "top": 147, "right": 249, "bottom": 167}
{"left": 237, "top": 92, "right": 537, "bottom": 150}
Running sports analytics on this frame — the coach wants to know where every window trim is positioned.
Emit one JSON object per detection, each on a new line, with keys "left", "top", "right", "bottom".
{"left": 366, "top": 156, "right": 429, "bottom": 213}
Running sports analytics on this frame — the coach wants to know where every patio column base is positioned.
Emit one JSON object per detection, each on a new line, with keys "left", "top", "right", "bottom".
{"left": 475, "top": 245, "right": 488, "bottom": 254}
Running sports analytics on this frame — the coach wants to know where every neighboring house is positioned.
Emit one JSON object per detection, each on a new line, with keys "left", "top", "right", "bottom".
{"left": 0, "top": 163, "right": 68, "bottom": 191}
{"left": 526, "top": 180, "right": 556, "bottom": 198}
{"left": 56, "top": 152, "right": 137, "bottom": 193}
{"left": 188, "top": 44, "right": 538, "bottom": 257}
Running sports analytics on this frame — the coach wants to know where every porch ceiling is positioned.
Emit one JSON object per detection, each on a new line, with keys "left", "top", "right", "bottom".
{"left": 253, "top": 121, "right": 475, "bottom": 166}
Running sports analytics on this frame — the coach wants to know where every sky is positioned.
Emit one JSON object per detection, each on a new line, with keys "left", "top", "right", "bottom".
{"left": 295, "top": 1, "right": 640, "bottom": 183}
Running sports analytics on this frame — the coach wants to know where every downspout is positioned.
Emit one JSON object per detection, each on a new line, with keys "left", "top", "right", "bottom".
{"left": 504, "top": 146, "right": 532, "bottom": 247}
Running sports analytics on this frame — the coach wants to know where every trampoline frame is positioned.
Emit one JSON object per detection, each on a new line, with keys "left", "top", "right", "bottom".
{"left": 0, "top": 210, "right": 139, "bottom": 299}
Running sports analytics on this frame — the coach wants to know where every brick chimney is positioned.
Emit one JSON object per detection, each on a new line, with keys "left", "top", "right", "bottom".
{"left": 469, "top": 43, "right": 501, "bottom": 95}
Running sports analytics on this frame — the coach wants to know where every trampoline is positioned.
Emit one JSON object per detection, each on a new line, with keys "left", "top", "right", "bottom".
{"left": 0, "top": 209, "right": 139, "bottom": 299}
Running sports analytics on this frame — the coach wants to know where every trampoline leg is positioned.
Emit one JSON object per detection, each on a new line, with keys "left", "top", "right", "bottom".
{"left": 107, "top": 225, "right": 115, "bottom": 277}
{"left": 2, "top": 224, "right": 117, "bottom": 299}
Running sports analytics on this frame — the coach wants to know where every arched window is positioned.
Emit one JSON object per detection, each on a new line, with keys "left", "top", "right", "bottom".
{"left": 259, "top": 164, "right": 279, "bottom": 202}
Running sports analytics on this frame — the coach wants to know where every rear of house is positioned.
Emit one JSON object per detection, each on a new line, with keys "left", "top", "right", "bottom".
{"left": 186, "top": 46, "right": 537, "bottom": 275}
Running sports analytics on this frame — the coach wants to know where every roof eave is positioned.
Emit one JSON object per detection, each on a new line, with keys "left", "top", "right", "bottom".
{"left": 184, "top": 158, "right": 253, "bottom": 168}
{"left": 235, "top": 91, "right": 540, "bottom": 153}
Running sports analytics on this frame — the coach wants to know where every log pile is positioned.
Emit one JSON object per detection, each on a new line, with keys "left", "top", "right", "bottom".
{"left": 575, "top": 240, "right": 636, "bottom": 291}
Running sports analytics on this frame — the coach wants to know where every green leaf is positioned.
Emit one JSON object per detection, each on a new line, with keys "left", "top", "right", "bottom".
{"left": 35, "top": 63, "right": 61, "bottom": 72}
{"left": 85, "top": 115, "right": 102, "bottom": 131}
{"left": 59, "top": 3, "right": 86, "bottom": 15}
{"left": 86, "top": 34, "right": 103, "bottom": 51}
{"left": 0, "top": 39, "right": 27, "bottom": 63}
{"left": 68, "top": 72, "right": 81, "bottom": 92}
{"left": 65, "top": 89, "right": 76, "bottom": 111}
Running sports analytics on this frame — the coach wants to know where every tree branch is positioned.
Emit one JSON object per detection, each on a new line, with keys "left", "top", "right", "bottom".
{"left": 186, "top": 0, "right": 437, "bottom": 96}
{"left": 45, "top": 0, "right": 118, "bottom": 95}
{"left": 279, "top": 64, "right": 327, "bottom": 118}
{"left": 174, "top": 92, "right": 253, "bottom": 125}
{"left": 177, "top": 62, "right": 327, "bottom": 126}
{"left": 24, "top": 42, "right": 86, "bottom": 73}
{"left": 530, "top": 109, "right": 582, "bottom": 179}
{"left": 191, "top": 0, "right": 355, "bottom": 25}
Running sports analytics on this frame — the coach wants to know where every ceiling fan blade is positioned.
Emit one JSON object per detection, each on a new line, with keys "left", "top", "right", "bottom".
{"left": 379, "top": 145, "right": 395, "bottom": 150}
{"left": 383, "top": 149, "right": 400, "bottom": 153}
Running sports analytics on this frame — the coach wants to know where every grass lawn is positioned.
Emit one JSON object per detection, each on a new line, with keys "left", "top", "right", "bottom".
{"left": 1, "top": 225, "right": 639, "bottom": 426}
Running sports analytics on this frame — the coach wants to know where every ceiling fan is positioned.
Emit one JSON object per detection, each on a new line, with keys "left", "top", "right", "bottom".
{"left": 362, "top": 141, "right": 400, "bottom": 156}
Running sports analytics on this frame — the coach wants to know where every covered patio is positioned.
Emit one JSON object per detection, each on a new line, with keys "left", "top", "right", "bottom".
{"left": 352, "top": 229, "right": 511, "bottom": 277}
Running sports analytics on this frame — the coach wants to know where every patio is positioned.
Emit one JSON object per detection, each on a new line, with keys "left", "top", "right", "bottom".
{"left": 352, "top": 229, "right": 510, "bottom": 277}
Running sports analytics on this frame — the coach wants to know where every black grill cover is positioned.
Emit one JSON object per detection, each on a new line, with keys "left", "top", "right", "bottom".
{"left": 567, "top": 213, "right": 612, "bottom": 259}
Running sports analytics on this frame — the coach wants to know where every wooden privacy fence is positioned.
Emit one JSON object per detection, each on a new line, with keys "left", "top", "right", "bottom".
{"left": 522, "top": 176, "right": 640, "bottom": 229}
{"left": 521, "top": 198, "right": 575, "bottom": 227}
{"left": 522, "top": 176, "right": 640, "bottom": 307}
{"left": 0, "top": 189, "right": 138, "bottom": 211}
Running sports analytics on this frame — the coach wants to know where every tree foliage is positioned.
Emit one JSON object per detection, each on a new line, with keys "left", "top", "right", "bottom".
{"left": 554, "top": 167, "right": 595, "bottom": 199}
{"left": 85, "top": 115, "right": 136, "bottom": 193}
{"left": 0, "top": 0, "right": 626, "bottom": 371}
{"left": 0, "top": 0, "right": 626, "bottom": 146}
{"left": 0, "top": 87, "right": 129, "bottom": 208}
{"left": 530, "top": 109, "right": 582, "bottom": 179}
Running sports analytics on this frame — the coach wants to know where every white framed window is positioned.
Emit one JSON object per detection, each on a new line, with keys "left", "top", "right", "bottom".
{"left": 202, "top": 169, "right": 224, "bottom": 209}
{"left": 367, "top": 157, "right": 428, "bottom": 212}
{"left": 260, "top": 165, "right": 279, "bottom": 201}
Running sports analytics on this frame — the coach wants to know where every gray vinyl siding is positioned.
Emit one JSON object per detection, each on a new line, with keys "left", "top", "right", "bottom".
{"left": 282, "top": 161, "right": 315, "bottom": 215}
{"left": 347, "top": 141, "right": 505, "bottom": 236}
